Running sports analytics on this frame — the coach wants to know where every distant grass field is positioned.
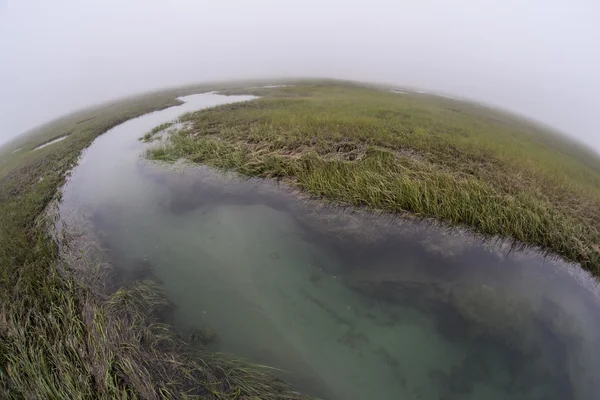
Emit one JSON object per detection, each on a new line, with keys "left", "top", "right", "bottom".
{"left": 147, "top": 83, "right": 600, "bottom": 273}
{"left": 0, "top": 79, "right": 313, "bottom": 399}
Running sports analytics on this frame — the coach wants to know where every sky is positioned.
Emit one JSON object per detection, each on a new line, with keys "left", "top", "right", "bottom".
{"left": 0, "top": 0, "right": 599, "bottom": 150}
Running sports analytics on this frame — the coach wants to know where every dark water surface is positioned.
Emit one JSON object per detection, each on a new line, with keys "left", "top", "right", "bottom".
{"left": 59, "top": 93, "right": 600, "bottom": 400}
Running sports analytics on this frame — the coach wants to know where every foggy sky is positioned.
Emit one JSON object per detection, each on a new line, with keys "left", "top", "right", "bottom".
{"left": 1, "top": 0, "right": 599, "bottom": 150}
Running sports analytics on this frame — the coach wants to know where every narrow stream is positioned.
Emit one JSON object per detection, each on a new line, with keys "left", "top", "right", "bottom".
{"left": 59, "top": 92, "right": 600, "bottom": 400}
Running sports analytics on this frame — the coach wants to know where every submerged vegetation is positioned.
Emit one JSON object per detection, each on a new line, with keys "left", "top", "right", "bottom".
{"left": 147, "top": 83, "right": 600, "bottom": 273}
{"left": 0, "top": 80, "right": 314, "bottom": 398}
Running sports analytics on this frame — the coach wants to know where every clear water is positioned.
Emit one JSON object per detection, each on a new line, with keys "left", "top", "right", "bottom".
{"left": 59, "top": 93, "right": 600, "bottom": 400}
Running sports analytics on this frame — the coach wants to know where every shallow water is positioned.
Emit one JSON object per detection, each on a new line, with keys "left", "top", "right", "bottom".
{"left": 59, "top": 92, "right": 600, "bottom": 400}
{"left": 34, "top": 135, "right": 68, "bottom": 150}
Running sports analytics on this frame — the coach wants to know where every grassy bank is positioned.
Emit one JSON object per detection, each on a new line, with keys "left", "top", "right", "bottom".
{"left": 0, "top": 80, "right": 313, "bottom": 398}
{"left": 147, "top": 83, "right": 600, "bottom": 273}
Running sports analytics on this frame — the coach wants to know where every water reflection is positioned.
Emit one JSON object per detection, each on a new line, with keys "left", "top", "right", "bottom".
{"left": 59, "top": 93, "right": 600, "bottom": 400}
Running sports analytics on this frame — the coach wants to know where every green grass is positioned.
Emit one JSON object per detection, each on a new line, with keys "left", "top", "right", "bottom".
{"left": 140, "top": 122, "right": 175, "bottom": 142}
{"left": 0, "top": 79, "right": 316, "bottom": 399}
{"left": 147, "top": 83, "right": 600, "bottom": 273}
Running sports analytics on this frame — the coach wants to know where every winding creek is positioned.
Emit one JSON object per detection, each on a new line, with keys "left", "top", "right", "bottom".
{"left": 58, "top": 93, "right": 600, "bottom": 400}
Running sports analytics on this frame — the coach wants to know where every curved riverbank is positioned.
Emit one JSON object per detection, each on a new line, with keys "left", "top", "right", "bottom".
{"left": 0, "top": 83, "right": 314, "bottom": 399}
{"left": 61, "top": 105, "right": 600, "bottom": 399}
{"left": 147, "top": 83, "right": 600, "bottom": 273}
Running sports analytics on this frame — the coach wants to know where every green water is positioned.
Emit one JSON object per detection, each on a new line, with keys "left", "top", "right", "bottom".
{"left": 59, "top": 93, "right": 600, "bottom": 400}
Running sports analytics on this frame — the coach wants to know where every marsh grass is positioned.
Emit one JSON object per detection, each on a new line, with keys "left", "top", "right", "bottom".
{"left": 141, "top": 122, "right": 175, "bottom": 143}
{"left": 0, "top": 80, "right": 315, "bottom": 398}
{"left": 147, "top": 83, "right": 600, "bottom": 273}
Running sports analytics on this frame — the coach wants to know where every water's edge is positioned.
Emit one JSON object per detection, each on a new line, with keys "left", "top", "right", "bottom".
{"left": 56, "top": 92, "right": 600, "bottom": 400}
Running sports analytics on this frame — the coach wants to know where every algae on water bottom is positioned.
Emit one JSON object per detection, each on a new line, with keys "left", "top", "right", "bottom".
{"left": 80, "top": 197, "right": 598, "bottom": 400}
{"left": 58, "top": 92, "right": 600, "bottom": 400}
